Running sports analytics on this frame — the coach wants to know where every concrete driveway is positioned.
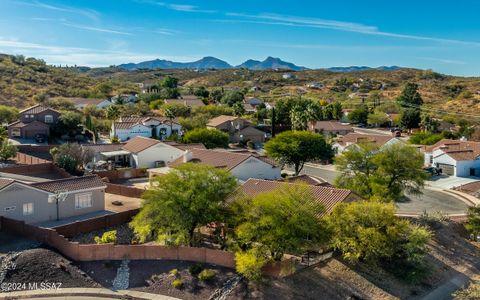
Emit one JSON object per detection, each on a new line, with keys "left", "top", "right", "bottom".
{"left": 302, "top": 163, "right": 469, "bottom": 215}
{"left": 426, "top": 175, "right": 480, "bottom": 190}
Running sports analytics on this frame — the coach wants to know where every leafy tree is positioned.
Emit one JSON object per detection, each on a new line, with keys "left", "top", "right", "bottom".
{"left": 265, "top": 131, "right": 334, "bottom": 175}
{"left": 231, "top": 184, "right": 330, "bottom": 261}
{"left": 290, "top": 100, "right": 323, "bottom": 130}
{"left": 130, "top": 163, "right": 238, "bottom": 246}
{"left": 0, "top": 127, "right": 7, "bottom": 142}
{"left": 235, "top": 249, "right": 268, "bottom": 282}
{"left": 193, "top": 105, "right": 233, "bottom": 118}
{"left": 193, "top": 86, "right": 209, "bottom": 98}
{"left": 329, "top": 102, "right": 343, "bottom": 120}
{"left": 367, "top": 111, "right": 390, "bottom": 127}
{"left": 160, "top": 76, "right": 178, "bottom": 89}
{"left": 420, "top": 114, "right": 440, "bottom": 133}
{"left": 210, "top": 88, "right": 224, "bottom": 102}
{"left": 409, "top": 132, "right": 445, "bottom": 145}
{"left": 53, "top": 111, "right": 83, "bottom": 137}
{"left": 0, "top": 140, "right": 17, "bottom": 162}
{"left": 335, "top": 143, "right": 427, "bottom": 201}
{"left": 162, "top": 103, "right": 191, "bottom": 118}
{"left": 221, "top": 90, "right": 244, "bottom": 107}
{"left": 0, "top": 105, "right": 19, "bottom": 124}
{"left": 329, "top": 201, "right": 431, "bottom": 281}
{"left": 149, "top": 99, "right": 164, "bottom": 110}
{"left": 183, "top": 128, "right": 229, "bottom": 149}
{"left": 397, "top": 82, "right": 423, "bottom": 107}
{"left": 232, "top": 101, "right": 246, "bottom": 116}
{"left": 400, "top": 108, "right": 421, "bottom": 129}
{"left": 465, "top": 206, "right": 480, "bottom": 241}
{"left": 50, "top": 143, "right": 93, "bottom": 174}
{"left": 348, "top": 105, "right": 369, "bottom": 124}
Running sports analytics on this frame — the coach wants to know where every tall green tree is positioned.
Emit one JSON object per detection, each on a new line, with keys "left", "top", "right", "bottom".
{"left": 329, "top": 201, "right": 431, "bottom": 282}
{"left": 0, "top": 105, "right": 19, "bottom": 124}
{"left": 182, "top": 128, "right": 229, "bottom": 149}
{"left": 105, "top": 105, "right": 121, "bottom": 120}
{"left": 335, "top": 143, "right": 427, "bottom": 201}
{"left": 265, "top": 131, "right": 334, "bottom": 175}
{"left": 221, "top": 90, "right": 244, "bottom": 107}
{"left": 348, "top": 104, "right": 369, "bottom": 124}
{"left": 400, "top": 108, "right": 421, "bottom": 129}
{"left": 397, "top": 82, "right": 423, "bottom": 107}
{"left": 0, "top": 140, "right": 17, "bottom": 162}
{"left": 231, "top": 184, "right": 331, "bottom": 261}
{"left": 130, "top": 163, "right": 238, "bottom": 246}
{"left": 160, "top": 76, "right": 178, "bottom": 89}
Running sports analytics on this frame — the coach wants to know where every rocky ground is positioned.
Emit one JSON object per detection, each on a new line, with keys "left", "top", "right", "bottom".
{"left": 1, "top": 248, "right": 101, "bottom": 291}
{"left": 79, "top": 259, "right": 238, "bottom": 300}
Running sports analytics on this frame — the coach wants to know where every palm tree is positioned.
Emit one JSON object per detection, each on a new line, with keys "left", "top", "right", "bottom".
{"left": 105, "top": 105, "right": 121, "bottom": 120}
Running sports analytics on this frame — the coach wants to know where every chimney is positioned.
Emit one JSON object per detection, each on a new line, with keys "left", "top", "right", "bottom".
{"left": 183, "top": 150, "right": 193, "bottom": 163}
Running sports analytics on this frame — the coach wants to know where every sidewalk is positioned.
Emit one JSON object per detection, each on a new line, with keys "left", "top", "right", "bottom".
{"left": 0, "top": 287, "right": 180, "bottom": 300}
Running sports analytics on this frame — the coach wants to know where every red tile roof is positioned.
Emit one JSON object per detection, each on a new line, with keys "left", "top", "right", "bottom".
{"left": 169, "top": 148, "right": 276, "bottom": 170}
{"left": 239, "top": 179, "right": 356, "bottom": 215}
{"left": 207, "top": 115, "right": 239, "bottom": 127}
{"left": 122, "top": 136, "right": 160, "bottom": 153}
{"left": 30, "top": 175, "right": 106, "bottom": 193}
{"left": 428, "top": 139, "right": 480, "bottom": 161}
{"left": 336, "top": 133, "right": 395, "bottom": 147}
{"left": 310, "top": 121, "right": 353, "bottom": 133}
{"left": 19, "top": 104, "right": 58, "bottom": 115}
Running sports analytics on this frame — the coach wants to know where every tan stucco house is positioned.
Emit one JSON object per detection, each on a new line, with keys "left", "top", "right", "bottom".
{"left": 0, "top": 175, "right": 106, "bottom": 224}
{"left": 207, "top": 115, "right": 266, "bottom": 143}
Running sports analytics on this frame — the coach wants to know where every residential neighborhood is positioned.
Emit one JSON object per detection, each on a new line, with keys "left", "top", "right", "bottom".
{"left": 2, "top": 2, "right": 480, "bottom": 299}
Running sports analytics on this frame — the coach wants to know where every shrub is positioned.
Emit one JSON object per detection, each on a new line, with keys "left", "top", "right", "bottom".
{"left": 453, "top": 281, "right": 480, "bottom": 300}
{"left": 172, "top": 279, "right": 183, "bottom": 289}
{"left": 188, "top": 263, "right": 203, "bottom": 276}
{"left": 235, "top": 249, "right": 267, "bottom": 282}
{"left": 169, "top": 268, "right": 178, "bottom": 276}
{"left": 198, "top": 269, "right": 216, "bottom": 281}
{"left": 94, "top": 230, "right": 117, "bottom": 244}
{"left": 183, "top": 128, "right": 229, "bottom": 149}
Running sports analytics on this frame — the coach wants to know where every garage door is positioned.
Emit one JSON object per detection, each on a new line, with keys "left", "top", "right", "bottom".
{"left": 437, "top": 163, "right": 455, "bottom": 176}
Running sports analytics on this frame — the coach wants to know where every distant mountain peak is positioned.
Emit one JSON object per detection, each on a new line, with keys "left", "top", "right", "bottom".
{"left": 237, "top": 57, "right": 307, "bottom": 71}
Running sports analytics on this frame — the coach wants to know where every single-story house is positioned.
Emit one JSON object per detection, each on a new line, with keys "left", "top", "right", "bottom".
{"left": 169, "top": 148, "right": 281, "bottom": 181}
{"left": 63, "top": 97, "right": 113, "bottom": 110}
{"left": 0, "top": 175, "right": 106, "bottom": 224}
{"left": 111, "top": 116, "right": 182, "bottom": 141}
{"left": 423, "top": 139, "right": 480, "bottom": 177}
{"left": 308, "top": 121, "right": 353, "bottom": 137}
{"left": 164, "top": 95, "right": 205, "bottom": 108}
{"left": 207, "top": 115, "right": 266, "bottom": 143}
{"left": 122, "top": 136, "right": 205, "bottom": 169}
{"left": 333, "top": 133, "right": 403, "bottom": 154}
{"left": 238, "top": 179, "right": 359, "bottom": 216}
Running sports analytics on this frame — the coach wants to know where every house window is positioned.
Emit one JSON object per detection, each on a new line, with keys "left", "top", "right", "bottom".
{"left": 75, "top": 193, "right": 92, "bottom": 209}
{"left": 429, "top": 155, "right": 433, "bottom": 164}
{"left": 23, "top": 203, "right": 34, "bottom": 216}
{"left": 4, "top": 206, "right": 16, "bottom": 212}
{"left": 30, "top": 114, "right": 34, "bottom": 118}
{"left": 44, "top": 115, "right": 53, "bottom": 124}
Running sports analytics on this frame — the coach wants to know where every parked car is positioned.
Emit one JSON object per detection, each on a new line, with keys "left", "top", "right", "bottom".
{"left": 393, "top": 130, "right": 401, "bottom": 137}
{"left": 423, "top": 166, "right": 442, "bottom": 176}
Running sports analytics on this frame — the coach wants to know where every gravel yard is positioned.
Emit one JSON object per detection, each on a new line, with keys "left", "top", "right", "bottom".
{"left": 79, "top": 260, "right": 237, "bottom": 300}
{"left": 2, "top": 248, "right": 101, "bottom": 291}
{"left": 69, "top": 223, "right": 136, "bottom": 244}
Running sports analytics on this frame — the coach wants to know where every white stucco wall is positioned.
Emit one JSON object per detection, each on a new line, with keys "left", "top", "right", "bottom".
{"left": 231, "top": 157, "right": 281, "bottom": 181}
{"left": 132, "top": 143, "right": 185, "bottom": 168}
{"left": 113, "top": 124, "right": 152, "bottom": 141}
{"left": 156, "top": 123, "right": 183, "bottom": 140}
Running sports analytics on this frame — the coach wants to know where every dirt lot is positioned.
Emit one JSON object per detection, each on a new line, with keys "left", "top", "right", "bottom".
{"left": 2, "top": 248, "right": 101, "bottom": 290}
{"left": 79, "top": 260, "right": 237, "bottom": 300}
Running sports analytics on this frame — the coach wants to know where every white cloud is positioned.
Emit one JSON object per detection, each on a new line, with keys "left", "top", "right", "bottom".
{"left": 224, "top": 13, "right": 480, "bottom": 47}
{"left": 135, "top": 0, "right": 216, "bottom": 13}
{"left": 0, "top": 38, "right": 196, "bottom": 66}
{"left": 62, "top": 22, "right": 133, "bottom": 36}
{"left": 13, "top": 0, "right": 100, "bottom": 21}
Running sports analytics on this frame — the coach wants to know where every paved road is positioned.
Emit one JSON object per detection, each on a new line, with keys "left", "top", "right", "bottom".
{"left": 302, "top": 164, "right": 469, "bottom": 215}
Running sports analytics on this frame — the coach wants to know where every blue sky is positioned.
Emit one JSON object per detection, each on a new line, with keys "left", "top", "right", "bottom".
{"left": 1, "top": 0, "right": 479, "bottom": 76}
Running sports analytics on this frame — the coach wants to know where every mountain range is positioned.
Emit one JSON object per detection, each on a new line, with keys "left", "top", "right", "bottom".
{"left": 118, "top": 56, "right": 400, "bottom": 72}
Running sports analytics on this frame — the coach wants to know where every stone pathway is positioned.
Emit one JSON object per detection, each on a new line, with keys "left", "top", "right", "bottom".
{"left": 209, "top": 275, "right": 242, "bottom": 300}
{"left": 112, "top": 259, "right": 130, "bottom": 291}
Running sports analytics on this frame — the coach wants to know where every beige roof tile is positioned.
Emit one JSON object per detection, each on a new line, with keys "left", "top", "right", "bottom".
{"left": 239, "top": 179, "right": 355, "bottom": 215}
{"left": 122, "top": 136, "right": 160, "bottom": 153}
{"left": 336, "top": 133, "right": 395, "bottom": 147}
{"left": 31, "top": 175, "right": 106, "bottom": 192}
{"left": 207, "top": 115, "right": 239, "bottom": 127}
